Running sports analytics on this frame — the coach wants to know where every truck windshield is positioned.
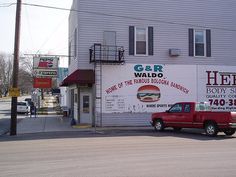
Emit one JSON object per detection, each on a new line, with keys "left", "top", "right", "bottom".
{"left": 195, "top": 102, "right": 212, "bottom": 111}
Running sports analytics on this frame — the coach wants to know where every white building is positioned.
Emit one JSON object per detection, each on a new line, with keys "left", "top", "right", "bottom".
{"left": 61, "top": 0, "right": 236, "bottom": 126}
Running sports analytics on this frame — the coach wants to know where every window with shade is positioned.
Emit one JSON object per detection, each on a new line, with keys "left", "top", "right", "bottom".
{"left": 129, "top": 26, "right": 153, "bottom": 56}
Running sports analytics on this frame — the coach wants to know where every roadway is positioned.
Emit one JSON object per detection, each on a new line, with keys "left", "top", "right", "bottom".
{"left": 0, "top": 130, "right": 236, "bottom": 177}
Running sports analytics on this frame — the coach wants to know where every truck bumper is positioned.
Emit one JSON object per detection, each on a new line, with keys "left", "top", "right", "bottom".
{"left": 229, "top": 123, "right": 236, "bottom": 128}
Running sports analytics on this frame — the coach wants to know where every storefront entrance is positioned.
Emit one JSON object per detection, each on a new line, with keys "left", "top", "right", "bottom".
{"left": 80, "top": 92, "right": 92, "bottom": 124}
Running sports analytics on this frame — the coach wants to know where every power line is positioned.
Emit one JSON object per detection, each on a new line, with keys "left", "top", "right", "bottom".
{"left": 24, "top": 53, "right": 70, "bottom": 57}
{"left": 0, "top": 3, "right": 15, "bottom": 7}
{"left": 1, "top": 2, "right": 236, "bottom": 32}
{"left": 24, "top": 4, "right": 35, "bottom": 51}
{"left": 35, "top": 15, "right": 68, "bottom": 54}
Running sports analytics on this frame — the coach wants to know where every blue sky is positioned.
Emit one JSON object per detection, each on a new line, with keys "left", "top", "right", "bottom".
{"left": 0, "top": 0, "right": 72, "bottom": 59}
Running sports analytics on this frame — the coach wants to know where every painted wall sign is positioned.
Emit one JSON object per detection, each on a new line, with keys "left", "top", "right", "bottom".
{"left": 101, "top": 64, "right": 236, "bottom": 113}
{"left": 102, "top": 64, "right": 196, "bottom": 113}
{"left": 197, "top": 65, "right": 236, "bottom": 111}
{"left": 33, "top": 78, "right": 52, "bottom": 88}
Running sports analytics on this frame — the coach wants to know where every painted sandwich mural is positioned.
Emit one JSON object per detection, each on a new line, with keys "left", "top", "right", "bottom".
{"left": 102, "top": 64, "right": 195, "bottom": 113}
{"left": 136, "top": 85, "right": 161, "bottom": 102}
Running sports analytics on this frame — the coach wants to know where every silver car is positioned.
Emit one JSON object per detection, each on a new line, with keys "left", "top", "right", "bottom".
{"left": 17, "top": 101, "right": 30, "bottom": 114}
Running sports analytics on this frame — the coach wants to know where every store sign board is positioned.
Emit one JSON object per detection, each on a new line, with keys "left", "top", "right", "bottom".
{"left": 33, "top": 56, "right": 58, "bottom": 69}
{"left": 33, "top": 69, "right": 58, "bottom": 77}
{"left": 33, "top": 78, "right": 52, "bottom": 88}
{"left": 197, "top": 65, "right": 236, "bottom": 111}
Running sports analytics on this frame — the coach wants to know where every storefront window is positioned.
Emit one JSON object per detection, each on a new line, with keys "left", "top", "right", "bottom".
{"left": 83, "top": 95, "right": 89, "bottom": 113}
{"left": 74, "top": 94, "right": 77, "bottom": 103}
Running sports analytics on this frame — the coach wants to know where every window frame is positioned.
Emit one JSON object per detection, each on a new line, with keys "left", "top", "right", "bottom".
{"left": 68, "top": 41, "right": 71, "bottom": 65}
{"left": 194, "top": 29, "right": 206, "bottom": 57}
{"left": 169, "top": 103, "right": 183, "bottom": 113}
{"left": 74, "top": 28, "right": 77, "bottom": 59}
{"left": 134, "top": 27, "right": 148, "bottom": 56}
{"left": 184, "top": 104, "right": 191, "bottom": 113}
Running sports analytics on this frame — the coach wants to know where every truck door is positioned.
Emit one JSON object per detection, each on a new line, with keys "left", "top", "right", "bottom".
{"left": 165, "top": 103, "right": 192, "bottom": 128}
{"left": 182, "top": 103, "right": 193, "bottom": 127}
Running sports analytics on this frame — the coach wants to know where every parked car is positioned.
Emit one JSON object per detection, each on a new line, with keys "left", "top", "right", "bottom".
{"left": 17, "top": 101, "right": 30, "bottom": 114}
{"left": 151, "top": 102, "right": 236, "bottom": 136}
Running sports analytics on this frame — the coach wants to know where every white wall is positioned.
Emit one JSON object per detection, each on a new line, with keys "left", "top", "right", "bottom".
{"left": 68, "top": 0, "right": 236, "bottom": 69}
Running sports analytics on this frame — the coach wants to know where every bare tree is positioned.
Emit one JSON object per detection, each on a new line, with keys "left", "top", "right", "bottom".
{"left": 20, "top": 55, "right": 33, "bottom": 75}
{"left": 0, "top": 53, "right": 13, "bottom": 97}
{"left": 0, "top": 53, "right": 33, "bottom": 97}
{"left": 18, "top": 68, "right": 33, "bottom": 94}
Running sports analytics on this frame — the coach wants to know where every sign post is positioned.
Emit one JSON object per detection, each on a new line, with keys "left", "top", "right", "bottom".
{"left": 33, "top": 56, "right": 59, "bottom": 102}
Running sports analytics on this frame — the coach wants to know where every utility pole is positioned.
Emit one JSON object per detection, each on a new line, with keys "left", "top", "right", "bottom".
{"left": 10, "top": 0, "right": 22, "bottom": 136}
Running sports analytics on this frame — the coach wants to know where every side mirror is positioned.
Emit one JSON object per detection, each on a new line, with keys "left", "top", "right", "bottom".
{"left": 166, "top": 110, "right": 170, "bottom": 113}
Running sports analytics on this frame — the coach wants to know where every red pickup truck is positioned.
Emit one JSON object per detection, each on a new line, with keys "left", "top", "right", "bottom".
{"left": 151, "top": 102, "right": 236, "bottom": 136}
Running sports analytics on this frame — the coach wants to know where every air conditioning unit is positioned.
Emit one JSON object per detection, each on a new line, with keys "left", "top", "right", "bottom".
{"left": 169, "top": 49, "right": 181, "bottom": 56}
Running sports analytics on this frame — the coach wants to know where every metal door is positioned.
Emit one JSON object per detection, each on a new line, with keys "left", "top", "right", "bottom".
{"left": 103, "top": 31, "right": 116, "bottom": 60}
{"left": 80, "top": 92, "right": 92, "bottom": 124}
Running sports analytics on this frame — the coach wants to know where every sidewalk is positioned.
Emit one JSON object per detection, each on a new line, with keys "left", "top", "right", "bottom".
{"left": 16, "top": 114, "right": 151, "bottom": 135}
{"left": 16, "top": 115, "right": 77, "bottom": 134}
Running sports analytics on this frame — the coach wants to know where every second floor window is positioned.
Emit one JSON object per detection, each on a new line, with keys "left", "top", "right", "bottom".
{"left": 129, "top": 26, "right": 153, "bottom": 56}
{"left": 74, "top": 28, "right": 77, "bottom": 58}
{"left": 68, "top": 41, "right": 71, "bottom": 65}
{"left": 135, "top": 27, "right": 147, "bottom": 55}
{"left": 189, "top": 28, "right": 211, "bottom": 57}
{"left": 194, "top": 30, "right": 205, "bottom": 56}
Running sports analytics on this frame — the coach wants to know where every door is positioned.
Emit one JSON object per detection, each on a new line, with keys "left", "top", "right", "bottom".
{"left": 70, "top": 89, "right": 74, "bottom": 118}
{"left": 103, "top": 31, "right": 116, "bottom": 60}
{"left": 164, "top": 103, "right": 192, "bottom": 128}
{"left": 80, "top": 92, "right": 92, "bottom": 124}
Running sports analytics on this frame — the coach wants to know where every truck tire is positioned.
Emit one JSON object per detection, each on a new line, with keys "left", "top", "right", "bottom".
{"left": 154, "top": 119, "right": 164, "bottom": 132}
{"left": 223, "top": 129, "right": 235, "bottom": 136}
{"left": 205, "top": 122, "right": 218, "bottom": 136}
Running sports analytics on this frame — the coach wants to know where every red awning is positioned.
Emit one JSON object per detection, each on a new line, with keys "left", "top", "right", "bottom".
{"left": 60, "top": 69, "right": 95, "bottom": 86}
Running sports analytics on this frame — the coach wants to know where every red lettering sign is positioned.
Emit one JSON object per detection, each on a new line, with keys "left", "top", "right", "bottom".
{"left": 206, "top": 71, "right": 236, "bottom": 86}
{"left": 33, "top": 78, "right": 52, "bottom": 88}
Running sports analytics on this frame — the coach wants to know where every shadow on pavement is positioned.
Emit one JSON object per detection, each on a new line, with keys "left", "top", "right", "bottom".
{"left": 0, "top": 118, "right": 10, "bottom": 135}
{"left": 0, "top": 127, "right": 235, "bottom": 142}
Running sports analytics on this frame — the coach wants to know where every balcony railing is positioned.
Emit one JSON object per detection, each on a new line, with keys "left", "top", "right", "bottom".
{"left": 89, "top": 43, "right": 124, "bottom": 63}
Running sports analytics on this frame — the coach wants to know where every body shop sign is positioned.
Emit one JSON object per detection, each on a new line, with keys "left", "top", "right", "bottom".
{"left": 198, "top": 66, "right": 236, "bottom": 111}
{"left": 102, "top": 64, "right": 196, "bottom": 113}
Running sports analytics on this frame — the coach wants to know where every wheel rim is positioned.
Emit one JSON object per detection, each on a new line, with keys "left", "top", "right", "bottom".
{"left": 155, "top": 122, "right": 162, "bottom": 130}
{"left": 206, "top": 125, "right": 215, "bottom": 135}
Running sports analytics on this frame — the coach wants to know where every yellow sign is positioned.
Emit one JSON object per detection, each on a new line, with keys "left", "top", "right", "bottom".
{"left": 9, "top": 88, "right": 20, "bottom": 97}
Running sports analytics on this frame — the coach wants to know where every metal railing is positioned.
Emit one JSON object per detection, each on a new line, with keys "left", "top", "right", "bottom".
{"left": 89, "top": 43, "right": 124, "bottom": 63}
